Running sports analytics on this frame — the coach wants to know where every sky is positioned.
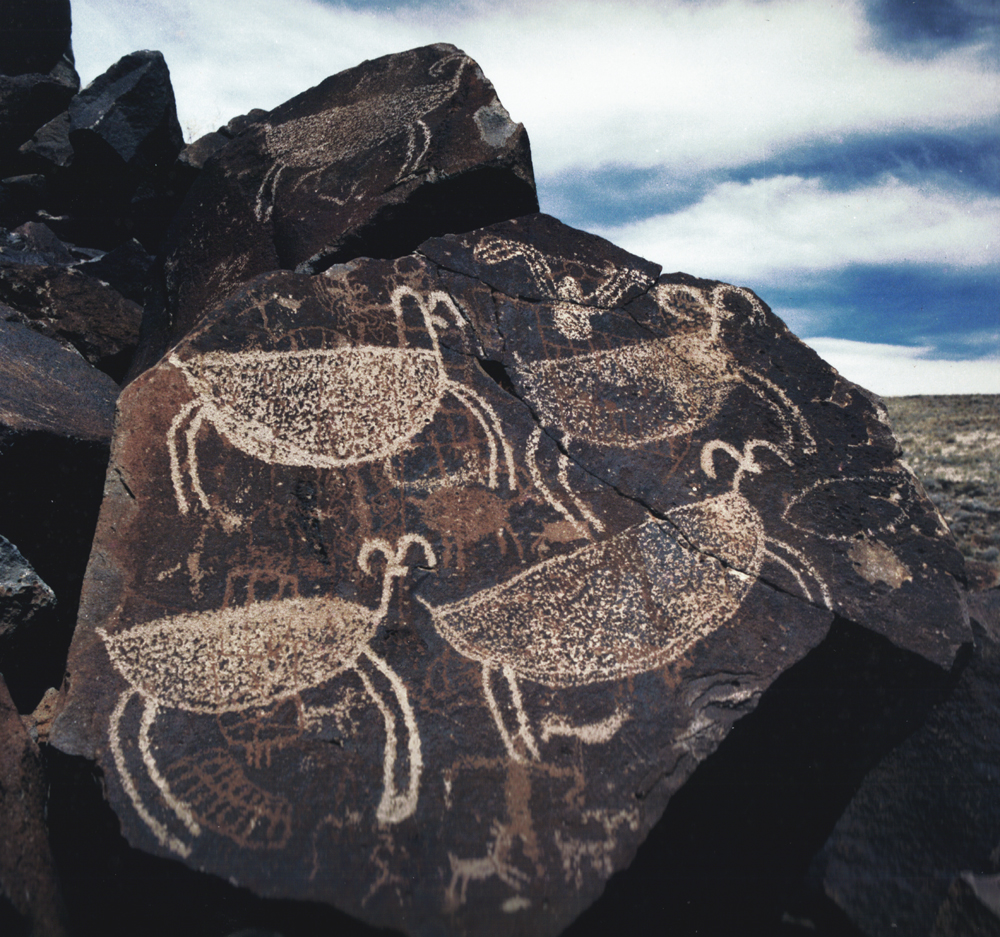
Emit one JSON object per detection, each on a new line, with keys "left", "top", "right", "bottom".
{"left": 70, "top": 0, "right": 999, "bottom": 396}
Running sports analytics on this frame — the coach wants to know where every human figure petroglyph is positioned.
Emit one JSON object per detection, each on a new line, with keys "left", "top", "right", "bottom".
{"left": 553, "top": 808, "right": 641, "bottom": 890}
{"left": 408, "top": 436, "right": 829, "bottom": 763}
{"left": 99, "top": 536, "right": 431, "bottom": 858}
{"left": 167, "top": 284, "right": 516, "bottom": 520}
{"left": 472, "top": 234, "right": 652, "bottom": 340}
{"left": 254, "top": 52, "right": 472, "bottom": 224}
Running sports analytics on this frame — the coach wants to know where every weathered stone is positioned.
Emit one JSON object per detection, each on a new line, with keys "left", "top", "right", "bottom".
{"left": 0, "top": 674, "right": 68, "bottom": 937}
{"left": 52, "top": 215, "right": 968, "bottom": 936}
{"left": 22, "top": 50, "right": 187, "bottom": 251}
{"left": 133, "top": 43, "right": 537, "bottom": 378}
{"left": 0, "top": 534, "right": 55, "bottom": 639}
{"left": 0, "top": 318, "right": 117, "bottom": 441}
{"left": 0, "top": 537, "right": 56, "bottom": 638}
{"left": 174, "top": 108, "right": 270, "bottom": 187}
{"left": 932, "top": 872, "right": 1000, "bottom": 936}
{"left": 17, "top": 108, "right": 73, "bottom": 174}
{"left": 67, "top": 50, "right": 182, "bottom": 175}
{"left": 0, "top": 71, "right": 77, "bottom": 177}
{"left": 7, "top": 220, "right": 76, "bottom": 263}
{"left": 76, "top": 237, "right": 153, "bottom": 304}
{"left": 0, "top": 0, "right": 72, "bottom": 77}
{"left": 0, "top": 262, "right": 142, "bottom": 380}
{"left": 814, "top": 586, "right": 1000, "bottom": 937}
{"left": 0, "top": 320, "right": 117, "bottom": 708}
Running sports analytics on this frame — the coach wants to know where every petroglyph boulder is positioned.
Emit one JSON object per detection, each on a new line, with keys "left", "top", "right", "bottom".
{"left": 51, "top": 213, "right": 969, "bottom": 936}
{"left": 134, "top": 43, "right": 537, "bottom": 377}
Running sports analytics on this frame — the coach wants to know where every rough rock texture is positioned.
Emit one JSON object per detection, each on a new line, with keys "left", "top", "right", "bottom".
{"left": 0, "top": 534, "right": 56, "bottom": 639}
{"left": 0, "top": 262, "right": 143, "bottom": 380}
{"left": 66, "top": 50, "right": 183, "bottom": 176}
{"left": 51, "top": 215, "right": 969, "bottom": 936}
{"left": 11, "top": 50, "right": 187, "bottom": 252}
{"left": 0, "top": 71, "right": 78, "bottom": 177}
{"left": 172, "top": 107, "right": 270, "bottom": 189}
{"left": 133, "top": 43, "right": 538, "bottom": 378}
{"left": 1, "top": 220, "right": 78, "bottom": 264}
{"left": 74, "top": 236, "right": 153, "bottom": 305}
{"left": 0, "top": 320, "right": 118, "bottom": 709}
{"left": 932, "top": 871, "right": 1000, "bottom": 936}
{"left": 814, "top": 586, "right": 1000, "bottom": 937}
{"left": 0, "top": 0, "right": 72, "bottom": 77}
{"left": 0, "top": 674, "right": 68, "bottom": 937}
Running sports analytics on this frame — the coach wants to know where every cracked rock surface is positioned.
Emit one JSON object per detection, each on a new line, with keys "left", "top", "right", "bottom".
{"left": 51, "top": 215, "right": 969, "bottom": 937}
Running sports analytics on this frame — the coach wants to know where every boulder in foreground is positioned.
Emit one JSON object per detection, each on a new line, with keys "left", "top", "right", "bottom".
{"left": 52, "top": 215, "right": 969, "bottom": 936}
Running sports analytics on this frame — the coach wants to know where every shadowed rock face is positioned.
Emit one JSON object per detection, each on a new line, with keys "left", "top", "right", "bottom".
{"left": 0, "top": 320, "right": 118, "bottom": 709}
{"left": 0, "top": 674, "right": 68, "bottom": 936}
{"left": 815, "top": 588, "right": 1000, "bottom": 937}
{"left": 0, "top": 0, "right": 72, "bottom": 78}
{"left": 133, "top": 43, "right": 538, "bottom": 379}
{"left": 51, "top": 214, "right": 968, "bottom": 937}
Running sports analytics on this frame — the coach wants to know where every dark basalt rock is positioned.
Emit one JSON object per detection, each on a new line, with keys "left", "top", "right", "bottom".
{"left": 67, "top": 50, "right": 183, "bottom": 176}
{"left": 0, "top": 70, "right": 78, "bottom": 178}
{"left": 0, "top": 674, "right": 68, "bottom": 937}
{"left": 814, "top": 586, "right": 1000, "bottom": 937}
{"left": 18, "top": 50, "right": 188, "bottom": 252}
{"left": 76, "top": 237, "right": 153, "bottom": 305}
{"left": 132, "top": 43, "right": 537, "bottom": 379}
{"left": 173, "top": 107, "right": 270, "bottom": 188}
{"left": 0, "top": 0, "right": 72, "bottom": 78}
{"left": 0, "top": 534, "right": 56, "bottom": 639}
{"left": 932, "top": 871, "right": 1000, "bottom": 936}
{"left": 0, "top": 220, "right": 76, "bottom": 265}
{"left": 17, "top": 108, "right": 74, "bottom": 175}
{"left": 0, "top": 320, "right": 118, "bottom": 710}
{"left": 51, "top": 215, "right": 968, "bottom": 936}
{"left": 0, "top": 262, "right": 142, "bottom": 380}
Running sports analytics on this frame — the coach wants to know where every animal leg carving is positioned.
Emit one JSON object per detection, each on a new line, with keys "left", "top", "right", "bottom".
{"left": 357, "top": 649, "right": 423, "bottom": 824}
{"left": 108, "top": 689, "right": 193, "bottom": 858}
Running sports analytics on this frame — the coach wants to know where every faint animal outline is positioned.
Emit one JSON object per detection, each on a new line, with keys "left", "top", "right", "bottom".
{"left": 407, "top": 437, "right": 829, "bottom": 762}
{"left": 167, "top": 284, "right": 516, "bottom": 520}
{"left": 254, "top": 51, "right": 472, "bottom": 224}
{"left": 98, "top": 535, "right": 431, "bottom": 858}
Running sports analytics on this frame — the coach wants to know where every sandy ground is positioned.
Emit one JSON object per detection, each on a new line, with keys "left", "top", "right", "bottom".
{"left": 883, "top": 395, "right": 1000, "bottom": 571}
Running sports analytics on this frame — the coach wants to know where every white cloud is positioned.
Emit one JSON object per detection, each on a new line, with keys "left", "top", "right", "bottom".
{"left": 804, "top": 337, "right": 1000, "bottom": 396}
{"left": 72, "top": 0, "right": 436, "bottom": 136}
{"left": 72, "top": 0, "right": 999, "bottom": 172}
{"left": 593, "top": 175, "right": 1000, "bottom": 282}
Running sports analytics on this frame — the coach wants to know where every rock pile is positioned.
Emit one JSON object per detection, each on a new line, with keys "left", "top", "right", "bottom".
{"left": 0, "top": 5, "right": 994, "bottom": 937}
